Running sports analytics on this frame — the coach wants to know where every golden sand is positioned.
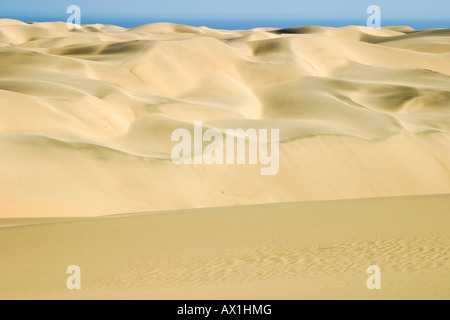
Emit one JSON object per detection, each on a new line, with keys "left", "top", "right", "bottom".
{"left": 0, "top": 20, "right": 449, "bottom": 299}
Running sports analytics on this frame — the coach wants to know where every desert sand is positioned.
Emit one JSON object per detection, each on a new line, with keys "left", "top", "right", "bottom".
{"left": 0, "top": 19, "right": 449, "bottom": 299}
{"left": 0, "top": 194, "right": 449, "bottom": 299}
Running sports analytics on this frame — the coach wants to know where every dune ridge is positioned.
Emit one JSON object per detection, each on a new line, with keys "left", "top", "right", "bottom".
{"left": 0, "top": 20, "right": 449, "bottom": 217}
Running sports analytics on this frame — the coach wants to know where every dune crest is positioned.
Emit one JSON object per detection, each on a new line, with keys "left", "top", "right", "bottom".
{"left": 0, "top": 20, "right": 449, "bottom": 217}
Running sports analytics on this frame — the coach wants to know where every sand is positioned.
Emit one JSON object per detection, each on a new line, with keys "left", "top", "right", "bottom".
{"left": 0, "top": 194, "right": 449, "bottom": 299}
{"left": 0, "top": 19, "right": 449, "bottom": 299}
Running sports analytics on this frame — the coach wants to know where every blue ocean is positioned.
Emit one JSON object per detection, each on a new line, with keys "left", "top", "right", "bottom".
{"left": 2, "top": 15, "right": 449, "bottom": 30}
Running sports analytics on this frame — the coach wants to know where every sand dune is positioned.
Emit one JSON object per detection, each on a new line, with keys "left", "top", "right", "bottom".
{"left": 0, "top": 194, "right": 449, "bottom": 299}
{"left": 0, "top": 20, "right": 449, "bottom": 299}
{"left": 0, "top": 20, "right": 449, "bottom": 217}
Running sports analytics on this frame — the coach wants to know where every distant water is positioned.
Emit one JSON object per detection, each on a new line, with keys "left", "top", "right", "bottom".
{"left": 3, "top": 15, "right": 449, "bottom": 30}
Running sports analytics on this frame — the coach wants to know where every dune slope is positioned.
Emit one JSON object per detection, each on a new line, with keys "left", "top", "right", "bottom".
{"left": 0, "top": 194, "right": 449, "bottom": 299}
{"left": 0, "top": 21, "right": 449, "bottom": 217}
{"left": 0, "top": 20, "right": 449, "bottom": 218}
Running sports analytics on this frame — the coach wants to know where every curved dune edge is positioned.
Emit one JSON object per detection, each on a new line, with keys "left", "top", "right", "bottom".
{"left": 0, "top": 20, "right": 450, "bottom": 217}
{"left": 0, "top": 194, "right": 449, "bottom": 299}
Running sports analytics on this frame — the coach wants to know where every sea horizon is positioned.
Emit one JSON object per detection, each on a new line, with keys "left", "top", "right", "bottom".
{"left": 1, "top": 15, "right": 449, "bottom": 30}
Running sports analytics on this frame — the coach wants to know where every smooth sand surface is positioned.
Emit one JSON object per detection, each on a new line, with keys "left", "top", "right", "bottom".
{"left": 0, "top": 194, "right": 449, "bottom": 299}
{"left": 0, "top": 20, "right": 449, "bottom": 217}
{"left": 0, "top": 20, "right": 449, "bottom": 299}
